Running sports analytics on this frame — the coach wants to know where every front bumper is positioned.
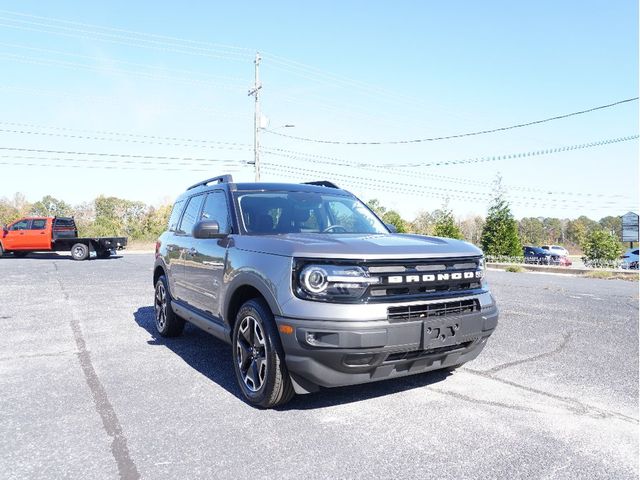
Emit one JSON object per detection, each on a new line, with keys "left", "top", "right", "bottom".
{"left": 275, "top": 299, "right": 498, "bottom": 394}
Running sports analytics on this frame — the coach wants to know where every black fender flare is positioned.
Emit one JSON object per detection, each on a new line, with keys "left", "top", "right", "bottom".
{"left": 223, "top": 271, "right": 282, "bottom": 323}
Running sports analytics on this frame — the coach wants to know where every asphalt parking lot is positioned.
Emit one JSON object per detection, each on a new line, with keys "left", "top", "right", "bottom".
{"left": 1, "top": 253, "right": 638, "bottom": 479}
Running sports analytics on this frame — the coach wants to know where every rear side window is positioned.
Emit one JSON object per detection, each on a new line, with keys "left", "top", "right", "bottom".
{"left": 168, "top": 200, "right": 185, "bottom": 232}
{"left": 32, "top": 219, "right": 47, "bottom": 230}
{"left": 178, "top": 195, "right": 204, "bottom": 235}
{"left": 201, "top": 191, "right": 231, "bottom": 234}
{"left": 54, "top": 218, "right": 75, "bottom": 228}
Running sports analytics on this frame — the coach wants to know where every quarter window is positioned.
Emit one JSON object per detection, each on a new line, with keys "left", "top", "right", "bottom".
{"left": 178, "top": 195, "right": 204, "bottom": 235}
{"left": 168, "top": 200, "right": 185, "bottom": 232}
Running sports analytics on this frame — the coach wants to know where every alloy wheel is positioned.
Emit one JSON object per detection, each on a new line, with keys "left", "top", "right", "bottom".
{"left": 155, "top": 283, "right": 167, "bottom": 331}
{"left": 236, "top": 315, "right": 267, "bottom": 392}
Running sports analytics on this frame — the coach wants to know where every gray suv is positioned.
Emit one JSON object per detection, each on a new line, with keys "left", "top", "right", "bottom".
{"left": 153, "top": 175, "right": 498, "bottom": 407}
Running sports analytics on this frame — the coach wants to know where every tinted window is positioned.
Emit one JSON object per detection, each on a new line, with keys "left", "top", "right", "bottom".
{"left": 168, "top": 200, "right": 185, "bottom": 232}
{"left": 10, "top": 220, "right": 29, "bottom": 230}
{"left": 32, "top": 219, "right": 47, "bottom": 230}
{"left": 178, "top": 195, "right": 204, "bottom": 235}
{"left": 201, "top": 191, "right": 231, "bottom": 234}
{"left": 236, "top": 191, "right": 387, "bottom": 234}
{"left": 54, "top": 218, "right": 75, "bottom": 228}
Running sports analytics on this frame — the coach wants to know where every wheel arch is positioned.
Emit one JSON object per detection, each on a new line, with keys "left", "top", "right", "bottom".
{"left": 224, "top": 275, "right": 281, "bottom": 332}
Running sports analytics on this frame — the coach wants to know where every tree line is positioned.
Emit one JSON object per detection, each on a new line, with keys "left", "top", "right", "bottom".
{"left": 367, "top": 188, "right": 626, "bottom": 261}
{"left": 0, "top": 190, "right": 627, "bottom": 259}
{"left": 0, "top": 193, "right": 172, "bottom": 242}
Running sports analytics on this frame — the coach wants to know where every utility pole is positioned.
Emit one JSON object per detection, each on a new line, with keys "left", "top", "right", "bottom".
{"left": 248, "top": 52, "right": 262, "bottom": 181}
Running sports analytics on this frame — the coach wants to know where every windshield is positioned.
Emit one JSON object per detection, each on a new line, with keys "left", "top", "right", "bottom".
{"left": 235, "top": 191, "right": 389, "bottom": 235}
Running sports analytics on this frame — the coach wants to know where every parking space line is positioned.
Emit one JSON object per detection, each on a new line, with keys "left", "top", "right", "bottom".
{"left": 53, "top": 262, "right": 141, "bottom": 480}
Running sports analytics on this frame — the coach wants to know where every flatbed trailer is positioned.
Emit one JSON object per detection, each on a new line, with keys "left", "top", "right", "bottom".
{"left": 0, "top": 216, "right": 127, "bottom": 260}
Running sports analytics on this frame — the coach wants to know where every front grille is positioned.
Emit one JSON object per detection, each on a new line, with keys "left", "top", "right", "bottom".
{"left": 387, "top": 298, "right": 480, "bottom": 321}
{"left": 363, "top": 257, "right": 483, "bottom": 302}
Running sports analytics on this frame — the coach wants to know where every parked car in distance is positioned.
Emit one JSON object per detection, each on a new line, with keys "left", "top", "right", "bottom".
{"left": 523, "top": 246, "right": 559, "bottom": 265}
{"left": 153, "top": 175, "right": 498, "bottom": 408}
{"left": 541, "top": 245, "right": 570, "bottom": 257}
{"left": 621, "top": 248, "right": 639, "bottom": 270}
{"left": 0, "top": 216, "right": 127, "bottom": 260}
{"left": 557, "top": 255, "right": 572, "bottom": 267}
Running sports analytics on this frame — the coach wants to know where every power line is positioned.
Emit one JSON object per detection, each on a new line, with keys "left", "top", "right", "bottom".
{"left": 262, "top": 134, "right": 639, "bottom": 168}
{"left": 263, "top": 162, "right": 623, "bottom": 207}
{"left": 0, "top": 153, "right": 243, "bottom": 167}
{"left": 0, "top": 42, "right": 248, "bottom": 83}
{"left": 266, "top": 164, "right": 634, "bottom": 211}
{"left": 0, "top": 122, "right": 251, "bottom": 147}
{"left": 0, "top": 84, "right": 248, "bottom": 120}
{"left": 0, "top": 52, "right": 245, "bottom": 91}
{"left": 0, "top": 9, "right": 253, "bottom": 54}
{"left": 0, "top": 146, "right": 248, "bottom": 163}
{"left": 0, "top": 15, "right": 252, "bottom": 61}
{"left": 0, "top": 127, "right": 252, "bottom": 151}
{"left": 264, "top": 98, "right": 639, "bottom": 145}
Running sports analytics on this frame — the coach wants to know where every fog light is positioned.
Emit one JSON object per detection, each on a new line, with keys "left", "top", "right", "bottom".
{"left": 344, "top": 354, "right": 375, "bottom": 366}
{"left": 305, "top": 332, "right": 319, "bottom": 345}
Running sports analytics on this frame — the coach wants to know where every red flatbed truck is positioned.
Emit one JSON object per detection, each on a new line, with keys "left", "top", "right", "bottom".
{"left": 0, "top": 216, "right": 127, "bottom": 260}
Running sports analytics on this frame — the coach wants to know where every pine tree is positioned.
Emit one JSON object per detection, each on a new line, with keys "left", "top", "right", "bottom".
{"left": 480, "top": 176, "right": 522, "bottom": 256}
{"left": 433, "top": 207, "right": 463, "bottom": 239}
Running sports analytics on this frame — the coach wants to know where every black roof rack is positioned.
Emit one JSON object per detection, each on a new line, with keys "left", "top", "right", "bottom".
{"left": 187, "top": 174, "right": 234, "bottom": 190}
{"left": 303, "top": 180, "right": 339, "bottom": 189}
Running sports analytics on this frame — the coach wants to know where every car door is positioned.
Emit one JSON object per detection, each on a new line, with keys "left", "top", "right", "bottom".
{"left": 173, "top": 194, "right": 205, "bottom": 303}
{"left": 25, "top": 219, "right": 51, "bottom": 250}
{"left": 2, "top": 219, "right": 31, "bottom": 250}
{"left": 183, "top": 190, "right": 232, "bottom": 318}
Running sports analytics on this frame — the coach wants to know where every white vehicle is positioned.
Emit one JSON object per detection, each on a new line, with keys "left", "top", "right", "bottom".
{"left": 621, "top": 248, "right": 639, "bottom": 269}
{"left": 541, "top": 245, "right": 569, "bottom": 257}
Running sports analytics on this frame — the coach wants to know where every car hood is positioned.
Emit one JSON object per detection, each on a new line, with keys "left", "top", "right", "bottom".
{"left": 234, "top": 233, "right": 482, "bottom": 260}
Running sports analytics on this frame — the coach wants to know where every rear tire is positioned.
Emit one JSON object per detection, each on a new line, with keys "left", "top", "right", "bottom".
{"left": 232, "top": 299, "right": 294, "bottom": 408}
{"left": 71, "top": 243, "right": 89, "bottom": 261}
{"left": 154, "top": 276, "right": 185, "bottom": 337}
{"left": 0, "top": 243, "right": 4, "bottom": 257}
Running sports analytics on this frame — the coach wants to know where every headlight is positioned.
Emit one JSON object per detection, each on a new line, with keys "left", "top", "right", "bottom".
{"left": 478, "top": 257, "right": 486, "bottom": 275}
{"left": 296, "top": 263, "right": 380, "bottom": 302}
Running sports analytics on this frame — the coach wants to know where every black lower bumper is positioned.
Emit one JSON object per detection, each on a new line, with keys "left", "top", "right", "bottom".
{"left": 275, "top": 305, "right": 498, "bottom": 394}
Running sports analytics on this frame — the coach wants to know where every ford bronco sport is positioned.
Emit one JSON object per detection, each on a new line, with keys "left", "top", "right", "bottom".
{"left": 153, "top": 175, "right": 498, "bottom": 407}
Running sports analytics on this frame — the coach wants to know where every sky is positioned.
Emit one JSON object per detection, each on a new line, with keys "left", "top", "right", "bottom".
{"left": 0, "top": 0, "right": 637, "bottom": 221}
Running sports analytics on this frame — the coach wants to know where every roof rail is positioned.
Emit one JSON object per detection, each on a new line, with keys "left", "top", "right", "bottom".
{"left": 303, "top": 180, "right": 339, "bottom": 189}
{"left": 187, "top": 174, "right": 234, "bottom": 190}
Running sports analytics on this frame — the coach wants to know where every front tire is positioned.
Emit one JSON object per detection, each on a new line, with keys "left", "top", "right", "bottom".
{"left": 71, "top": 243, "right": 89, "bottom": 261}
{"left": 154, "top": 276, "right": 185, "bottom": 337}
{"left": 232, "top": 299, "right": 294, "bottom": 408}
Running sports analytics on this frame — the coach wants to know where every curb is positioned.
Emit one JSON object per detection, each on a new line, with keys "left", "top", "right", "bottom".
{"left": 487, "top": 262, "right": 639, "bottom": 279}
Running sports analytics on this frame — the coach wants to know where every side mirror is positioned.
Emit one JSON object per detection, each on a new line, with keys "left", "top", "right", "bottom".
{"left": 385, "top": 223, "right": 398, "bottom": 233}
{"left": 2, "top": 225, "right": 7, "bottom": 233}
{"left": 192, "top": 220, "right": 225, "bottom": 239}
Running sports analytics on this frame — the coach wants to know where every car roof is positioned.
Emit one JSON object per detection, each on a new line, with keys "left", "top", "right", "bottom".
{"left": 180, "top": 181, "right": 352, "bottom": 199}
